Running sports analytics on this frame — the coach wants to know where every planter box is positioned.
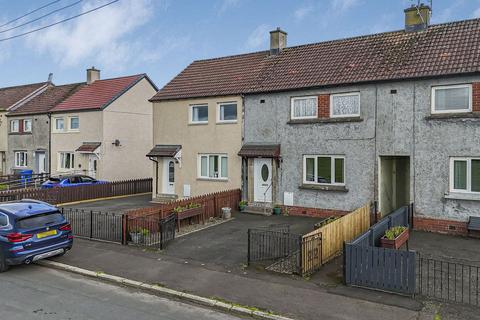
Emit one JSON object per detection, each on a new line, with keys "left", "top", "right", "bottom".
{"left": 176, "top": 206, "right": 204, "bottom": 231}
{"left": 380, "top": 228, "right": 409, "bottom": 249}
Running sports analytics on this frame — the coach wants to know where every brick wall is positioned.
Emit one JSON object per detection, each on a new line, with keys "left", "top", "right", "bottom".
{"left": 317, "top": 94, "right": 330, "bottom": 118}
{"left": 281, "top": 204, "right": 348, "bottom": 218}
{"left": 473, "top": 82, "right": 480, "bottom": 112}
{"left": 414, "top": 216, "right": 468, "bottom": 236}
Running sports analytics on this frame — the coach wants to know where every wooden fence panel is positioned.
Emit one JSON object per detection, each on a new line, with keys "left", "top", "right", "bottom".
{"left": 301, "top": 203, "right": 370, "bottom": 276}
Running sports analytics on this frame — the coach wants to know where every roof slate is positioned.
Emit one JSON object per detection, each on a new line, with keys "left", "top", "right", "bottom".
{"left": 0, "top": 82, "right": 48, "bottom": 110}
{"left": 76, "top": 142, "right": 101, "bottom": 153}
{"left": 238, "top": 144, "right": 281, "bottom": 158}
{"left": 151, "top": 18, "right": 480, "bottom": 101}
{"left": 147, "top": 145, "right": 182, "bottom": 157}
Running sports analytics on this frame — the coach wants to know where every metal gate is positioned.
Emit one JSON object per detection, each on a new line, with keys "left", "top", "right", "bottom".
{"left": 127, "top": 213, "right": 176, "bottom": 250}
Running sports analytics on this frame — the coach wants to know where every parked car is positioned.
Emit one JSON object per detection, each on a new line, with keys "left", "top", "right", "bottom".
{"left": 0, "top": 199, "right": 73, "bottom": 272}
{"left": 41, "top": 175, "right": 106, "bottom": 189}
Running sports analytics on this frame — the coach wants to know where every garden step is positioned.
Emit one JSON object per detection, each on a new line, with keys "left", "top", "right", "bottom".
{"left": 151, "top": 193, "right": 178, "bottom": 204}
{"left": 243, "top": 205, "right": 273, "bottom": 216}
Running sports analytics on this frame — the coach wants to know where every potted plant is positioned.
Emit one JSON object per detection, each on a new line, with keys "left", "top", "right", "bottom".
{"left": 239, "top": 200, "right": 247, "bottom": 212}
{"left": 380, "top": 226, "right": 409, "bottom": 249}
{"left": 273, "top": 205, "right": 282, "bottom": 215}
{"left": 129, "top": 228, "right": 149, "bottom": 244}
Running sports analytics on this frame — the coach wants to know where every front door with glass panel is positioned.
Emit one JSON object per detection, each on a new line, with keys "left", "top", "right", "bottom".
{"left": 88, "top": 155, "right": 98, "bottom": 178}
{"left": 254, "top": 158, "right": 272, "bottom": 202}
{"left": 36, "top": 152, "right": 46, "bottom": 174}
{"left": 163, "top": 158, "right": 175, "bottom": 194}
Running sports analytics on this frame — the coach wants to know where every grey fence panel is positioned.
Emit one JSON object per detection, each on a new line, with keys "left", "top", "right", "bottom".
{"left": 371, "top": 219, "right": 390, "bottom": 247}
{"left": 390, "top": 207, "right": 409, "bottom": 227}
{"left": 345, "top": 243, "right": 416, "bottom": 295}
{"left": 351, "top": 231, "right": 370, "bottom": 246}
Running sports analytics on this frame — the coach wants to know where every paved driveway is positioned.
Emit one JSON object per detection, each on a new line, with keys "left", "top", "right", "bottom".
{"left": 164, "top": 212, "right": 323, "bottom": 269}
{"left": 61, "top": 194, "right": 154, "bottom": 212}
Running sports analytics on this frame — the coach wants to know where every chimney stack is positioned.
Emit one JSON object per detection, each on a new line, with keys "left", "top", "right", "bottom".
{"left": 47, "top": 73, "right": 53, "bottom": 83}
{"left": 87, "top": 67, "right": 100, "bottom": 84}
{"left": 270, "top": 28, "right": 287, "bottom": 55}
{"left": 404, "top": 3, "right": 431, "bottom": 32}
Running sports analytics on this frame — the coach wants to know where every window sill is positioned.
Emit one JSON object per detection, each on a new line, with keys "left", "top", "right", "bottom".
{"left": 9, "top": 132, "right": 32, "bottom": 135}
{"left": 288, "top": 117, "right": 363, "bottom": 125}
{"left": 299, "top": 184, "right": 348, "bottom": 192}
{"left": 188, "top": 122, "right": 208, "bottom": 126}
{"left": 425, "top": 112, "right": 480, "bottom": 120}
{"left": 216, "top": 121, "right": 238, "bottom": 125}
{"left": 197, "top": 177, "right": 229, "bottom": 182}
{"left": 444, "top": 192, "right": 480, "bottom": 201}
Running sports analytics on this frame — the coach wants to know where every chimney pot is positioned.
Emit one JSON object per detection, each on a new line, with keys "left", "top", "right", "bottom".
{"left": 269, "top": 28, "right": 287, "bottom": 55}
{"left": 404, "top": 3, "right": 431, "bottom": 32}
{"left": 87, "top": 67, "right": 100, "bottom": 84}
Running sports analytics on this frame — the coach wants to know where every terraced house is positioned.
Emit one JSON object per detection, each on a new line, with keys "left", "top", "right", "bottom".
{"left": 154, "top": 4, "right": 480, "bottom": 234}
{"left": 49, "top": 68, "right": 157, "bottom": 180}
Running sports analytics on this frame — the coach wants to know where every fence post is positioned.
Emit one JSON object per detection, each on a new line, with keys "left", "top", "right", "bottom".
{"left": 122, "top": 214, "right": 128, "bottom": 245}
{"left": 247, "top": 229, "right": 251, "bottom": 266}
{"left": 89, "top": 210, "right": 93, "bottom": 239}
{"left": 343, "top": 241, "right": 347, "bottom": 285}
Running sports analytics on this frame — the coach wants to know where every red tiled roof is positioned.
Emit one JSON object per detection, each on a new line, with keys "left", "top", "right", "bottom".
{"left": 151, "top": 18, "right": 480, "bottom": 101}
{"left": 51, "top": 74, "right": 145, "bottom": 112}
{"left": 238, "top": 144, "right": 281, "bottom": 158}
{"left": 8, "top": 83, "right": 85, "bottom": 116}
{"left": 0, "top": 82, "right": 48, "bottom": 110}
{"left": 146, "top": 145, "right": 182, "bottom": 157}
{"left": 76, "top": 142, "right": 101, "bottom": 153}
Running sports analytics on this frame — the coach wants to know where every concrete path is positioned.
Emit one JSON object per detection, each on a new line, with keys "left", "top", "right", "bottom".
{"left": 46, "top": 238, "right": 421, "bottom": 320}
{"left": 62, "top": 193, "right": 154, "bottom": 212}
{"left": 0, "top": 264, "right": 241, "bottom": 320}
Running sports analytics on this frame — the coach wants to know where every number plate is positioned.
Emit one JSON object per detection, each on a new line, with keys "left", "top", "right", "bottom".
{"left": 37, "top": 229, "right": 57, "bottom": 239}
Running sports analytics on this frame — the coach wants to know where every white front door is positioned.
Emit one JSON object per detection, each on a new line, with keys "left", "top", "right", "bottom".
{"left": 254, "top": 158, "right": 272, "bottom": 203}
{"left": 163, "top": 158, "right": 175, "bottom": 194}
{"left": 88, "top": 155, "right": 98, "bottom": 178}
{"left": 37, "top": 152, "right": 46, "bottom": 174}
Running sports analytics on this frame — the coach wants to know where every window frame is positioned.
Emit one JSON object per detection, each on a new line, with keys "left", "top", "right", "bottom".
{"left": 290, "top": 96, "right": 318, "bottom": 120}
{"left": 0, "top": 213, "right": 10, "bottom": 229}
{"left": 197, "top": 154, "right": 228, "bottom": 180}
{"left": 58, "top": 152, "right": 75, "bottom": 171}
{"left": 216, "top": 102, "right": 238, "bottom": 123}
{"left": 14, "top": 151, "right": 28, "bottom": 168}
{"left": 10, "top": 119, "right": 19, "bottom": 133}
{"left": 449, "top": 157, "right": 480, "bottom": 194}
{"left": 23, "top": 119, "right": 32, "bottom": 132}
{"left": 54, "top": 117, "right": 65, "bottom": 132}
{"left": 189, "top": 104, "right": 209, "bottom": 124}
{"left": 68, "top": 116, "right": 79, "bottom": 131}
{"left": 431, "top": 84, "right": 472, "bottom": 114}
{"left": 302, "top": 154, "right": 346, "bottom": 186}
{"left": 330, "top": 92, "right": 361, "bottom": 118}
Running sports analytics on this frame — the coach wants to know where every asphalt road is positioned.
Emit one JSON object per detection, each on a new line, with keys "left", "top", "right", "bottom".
{"left": 0, "top": 264, "right": 244, "bottom": 320}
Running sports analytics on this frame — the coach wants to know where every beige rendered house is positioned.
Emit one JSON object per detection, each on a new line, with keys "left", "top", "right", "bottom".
{"left": 49, "top": 68, "right": 157, "bottom": 181}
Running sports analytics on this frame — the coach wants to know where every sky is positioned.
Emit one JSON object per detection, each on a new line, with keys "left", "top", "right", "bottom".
{"left": 0, "top": 0, "right": 480, "bottom": 89}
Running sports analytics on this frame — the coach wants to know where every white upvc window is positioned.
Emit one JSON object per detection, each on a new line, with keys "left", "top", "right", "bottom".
{"left": 198, "top": 154, "right": 228, "bottom": 180}
{"left": 330, "top": 92, "right": 360, "bottom": 118}
{"left": 303, "top": 155, "right": 345, "bottom": 186}
{"left": 14, "top": 151, "right": 28, "bottom": 168}
{"left": 10, "top": 120, "right": 19, "bottom": 133}
{"left": 54, "top": 117, "right": 65, "bottom": 131}
{"left": 23, "top": 119, "right": 32, "bottom": 132}
{"left": 291, "top": 96, "right": 318, "bottom": 119}
{"left": 189, "top": 104, "right": 208, "bottom": 124}
{"left": 58, "top": 152, "right": 75, "bottom": 170}
{"left": 432, "top": 84, "right": 472, "bottom": 114}
{"left": 68, "top": 116, "right": 79, "bottom": 131}
{"left": 217, "top": 102, "right": 237, "bottom": 123}
{"left": 450, "top": 157, "right": 480, "bottom": 194}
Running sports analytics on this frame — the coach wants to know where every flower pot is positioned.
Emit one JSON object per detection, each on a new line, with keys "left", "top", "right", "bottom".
{"left": 222, "top": 207, "right": 231, "bottom": 219}
{"left": 380, "top": 228, "right": 409, "bottom": 249}
{"left": 130, "top": 232, "right": 143, "bottom": 244}
{"left": 273, "top": 207, "right": 281, "bottom": 215}
{"left": 239, "top": 205, "right": 246, "bottom": 212}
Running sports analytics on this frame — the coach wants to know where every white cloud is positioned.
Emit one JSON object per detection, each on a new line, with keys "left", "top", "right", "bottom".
{"left": 217, "top": 0, "right": 241, "bottom": 15}
{"left": 246, "top": 24, "right": 270, "bottom": 49}
{"left": 331, "top": 0, "right": 360, "bottom": 13}
{"left": 294, "top": 4, "right": 314, "bottom": 21}
{"left": 26, "top": 0, "right": 155, "bottom": 69}
{"left": 473, "top": 7, "right": 480, "bottom": 18}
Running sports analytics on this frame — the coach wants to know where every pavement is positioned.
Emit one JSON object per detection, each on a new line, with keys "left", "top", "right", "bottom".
{"left": 61, "top": 193, "right": 155, "bottom": 212}
{"left": 47, "top": 238, "right": 423, "bottom": 320}
{"left": 0, "top": 264, "right": 242, "bottom": 320}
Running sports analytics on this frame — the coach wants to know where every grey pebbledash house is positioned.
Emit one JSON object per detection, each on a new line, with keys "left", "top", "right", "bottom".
{"left": 150, "top": 4, "right": 480, "bottom": 234}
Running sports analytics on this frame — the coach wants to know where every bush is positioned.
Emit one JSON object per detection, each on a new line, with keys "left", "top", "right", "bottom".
{"left": 384, "top": 226, "right": 407, "bottom": 240}
{"left": 173, "top": 203, "right": 201, "bottom": 213}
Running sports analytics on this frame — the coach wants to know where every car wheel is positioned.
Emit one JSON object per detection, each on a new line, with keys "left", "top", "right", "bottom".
{"left": 0, "top": 251, "right": 9, "bottom": 273}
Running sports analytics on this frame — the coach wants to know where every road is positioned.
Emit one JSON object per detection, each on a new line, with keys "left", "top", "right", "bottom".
{"left": 0, "top": 265, "right": 244, "bottom": 320}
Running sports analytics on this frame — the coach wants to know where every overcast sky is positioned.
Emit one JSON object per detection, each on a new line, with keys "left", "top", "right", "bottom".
{"left": 0, "top": 0, "right": 479, "bottom": 89}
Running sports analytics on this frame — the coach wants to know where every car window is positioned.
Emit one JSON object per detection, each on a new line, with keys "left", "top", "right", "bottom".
{"left": 16, "top": 212, "right": 64, "bottom": 229}
{"left": 81, "top": 176, "right": 94, "bottom": 183}
{"left": 69, "top": 177, "right": 82, "bottom": 184}
{"left": 0, "top": 214, "right": 8, "bottom": 227}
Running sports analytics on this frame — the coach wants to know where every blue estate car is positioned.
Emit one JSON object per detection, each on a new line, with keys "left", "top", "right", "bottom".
{"left": 41, "top": 175, "right": 105, "bottom": 189}
{"left": 0, "top": 200, "right": 73, "bottom": 272}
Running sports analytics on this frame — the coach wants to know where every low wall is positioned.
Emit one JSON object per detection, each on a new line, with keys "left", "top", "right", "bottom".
{"left": 281, "top": 205, "right": 349, "bottom": 218}
{"left": 413, "top": 216, "right": 468, "bottom": 236}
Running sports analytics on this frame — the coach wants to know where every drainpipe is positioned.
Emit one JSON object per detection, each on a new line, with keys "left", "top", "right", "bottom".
{"left": 148, "top": 156, "right": 159, "bottom": 196}
{"left": 47, "top": 113, "right": 52, "bottom": 175}
{"left": 241, "top": 95, "right": 247, "bottom": 201}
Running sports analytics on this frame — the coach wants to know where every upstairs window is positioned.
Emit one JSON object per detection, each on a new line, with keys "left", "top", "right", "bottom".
{"left": 54, "top": 118, "right": 65, "bottom": 131}
{"left": 303, "top": 155, "right": 345, "bottom": 185}
{"left": 190, "top": 105, "right": 208, "bottom": 124}
{"left": 291, "top": 96, "right": 317, "bottom": 119}
{"left": 198, "top": 154, "right": 228, "bottom": 179}
{"left": 69, "top": 116, "right": 79, "bottom": 130}
{"left": 23, "top": 119, "right": 32, "bottom": 132}
{"left": 217, "top": 103, "right": 237, "bottom": 123}
{"left": 10, "top": 120, "right": 19, "bottom": 133}
{"left": 330, "top": 92, "right": 360, "bottom": 118}
{"left": 450, "top": 157, "right": 480, "bottom": 193}
{"left": 432, "top": 84, "right": 472, "bottom": 114}
{"left": 58, "top": 152, "right": 75, "bottom": 170}
{"left": 14, "top": 151, "right": 28, "bottom": 167}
